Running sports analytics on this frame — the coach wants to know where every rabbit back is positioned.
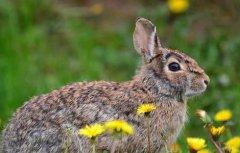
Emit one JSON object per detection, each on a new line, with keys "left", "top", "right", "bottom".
{"left": 1, "top": 80, "right": 186, "bottom": 153}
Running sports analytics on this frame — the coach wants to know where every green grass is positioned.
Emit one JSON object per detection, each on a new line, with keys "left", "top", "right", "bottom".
{"left": 0, "top": 0, "right": 240, "bottom": 151}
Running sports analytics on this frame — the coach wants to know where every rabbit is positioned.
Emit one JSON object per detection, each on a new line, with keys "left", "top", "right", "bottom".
{"left": 1, "top": 18, "right": 210, "bottom": 153}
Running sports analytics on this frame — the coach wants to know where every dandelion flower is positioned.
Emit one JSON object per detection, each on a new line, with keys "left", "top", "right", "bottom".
{"left": 225, "top": 137, "right": 240, "bottom": 151}
{"left": 197, "top": 149, "right": 211, "bottom": 153}
{"left": 225, "top": 147, "right": 238, "bottom": 153}
{"left": 167, "top": 0, "right": 189, "bottom": 14}
{"left": 137, "top": 103, "right": 156, "bottom": 153}
{"left": 171, "top": 143, "right": 181, "bottom": 153}
{"left": 90, "top": 3, "right": 104, "bottom": 15}
{"left": 187, "top": 137, "right": 206, "bottom": 151}
{"left": 210, "top": 125, "right": 225, "bottom": 136}
{"left": 79, "top": 123, "right": 105, "bottom": 139}
{"left": 214, "top": 109, "right": 232, "bottom": 122}
{"left": 104, "top": 120, "right": 134, "bottom": 135}
{"left": 137, "top": 103, "right": 156, "bottom": 116}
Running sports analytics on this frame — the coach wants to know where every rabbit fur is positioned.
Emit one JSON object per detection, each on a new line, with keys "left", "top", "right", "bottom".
{"left": 1, "top": 18, "right": 209, "bottom": 153}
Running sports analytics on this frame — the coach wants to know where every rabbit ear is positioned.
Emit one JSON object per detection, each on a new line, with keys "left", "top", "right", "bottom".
{"left": 133, "top": 18, "right": 162, "bottom": 62}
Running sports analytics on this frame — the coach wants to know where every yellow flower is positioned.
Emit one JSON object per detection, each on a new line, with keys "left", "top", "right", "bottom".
{"left": 225, "top": 137, "right": 240, "bottom": 152}
{"left": 171, "top": 143, "right": 181, "bottom": 153}
{"left": 210, "top": 125, "right": 225, "bottom": 136}
{"left": 90, "top": 3, "right": 104, "bottom": 15}
{"left": 214, "top": 109, "right": 232, "bottom": 122}
{"left": 104, "top": 120, "right": 134, "bottom": 135}
{"left": 225, "top": 147, "right": 238, "bottom": 153}
{"left": 79, "top": 123, "right": 105, "bottom": 139}
{"left": 137, "top": 103, "right": 156, "bottom": 115}
{"left": 187, "top": 137, "right": 206, "bottom": 151}
{"left": 197, "top": 149, "right": 211, "bottom": 153}
{"left": 167, "top": 0, "right": 189, "bottom": 14}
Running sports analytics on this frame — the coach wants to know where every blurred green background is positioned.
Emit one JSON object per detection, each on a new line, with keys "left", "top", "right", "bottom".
{"left": 0, "top": 0, "right": 240, "bottom": 151}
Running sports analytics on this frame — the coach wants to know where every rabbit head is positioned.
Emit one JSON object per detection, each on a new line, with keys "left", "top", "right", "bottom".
{"left": 133, "top": 18, "right": 209, "bottom": 101}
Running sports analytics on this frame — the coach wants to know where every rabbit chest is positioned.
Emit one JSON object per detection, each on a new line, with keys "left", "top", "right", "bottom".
{"left": 114, "top": 100, "right": 188, "bottom": 152}
{"left": 151, "top": 101, "right": 187, "bottom": 145}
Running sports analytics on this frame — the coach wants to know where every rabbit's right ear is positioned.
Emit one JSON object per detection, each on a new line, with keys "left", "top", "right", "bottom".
{"left": 133, "top": 18, "right": 162, "bottom": 62}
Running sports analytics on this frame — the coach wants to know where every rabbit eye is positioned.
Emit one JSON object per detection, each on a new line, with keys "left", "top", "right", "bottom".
{"left": 168, "top": 62, "right": 181, "bottom": 72}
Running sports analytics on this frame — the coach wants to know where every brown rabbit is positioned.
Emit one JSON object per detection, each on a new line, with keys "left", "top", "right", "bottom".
{"left": 1, "top": 18, "right": 209, "bottom": 153}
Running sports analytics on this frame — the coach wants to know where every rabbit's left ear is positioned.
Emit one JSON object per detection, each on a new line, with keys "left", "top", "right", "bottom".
{"left": 133, "top": 18, "right": 162, "bottom": 62}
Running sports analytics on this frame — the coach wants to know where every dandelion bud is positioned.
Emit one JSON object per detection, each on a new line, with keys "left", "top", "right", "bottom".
{"left": 196, "top": 110, "right": 206, "bottom": 118}
{"left": 196, "top": 109, "right": 211, "bottom": 124}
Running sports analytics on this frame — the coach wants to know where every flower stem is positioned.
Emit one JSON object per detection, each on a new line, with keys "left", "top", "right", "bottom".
{"left": 207, "top": 124, "right": 223, "bottom": 153}
{"left": 92, "top": 143, "right": 96, "bottom": 153}
{"left": 164, "top": 143, "right": 170, "bottom": 153}
{"left": 146, "top": 117, "right": 152, "bottom": 153}
{"left": 110, "top": 140, "right": 118, "bottom": 153}
{"left": 225, "top": 126, "right": 232, "bottom": 138}
{"left": 91, "top": 138, "right": 96, "bottom": 153}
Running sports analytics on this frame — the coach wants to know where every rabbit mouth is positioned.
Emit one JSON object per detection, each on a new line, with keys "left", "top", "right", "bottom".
{"left": 185, "top": 89, "right": 206, "bottom": 98}
{"left": 185, "top": 92, "right": 201, "bottom": 97}
{"left": 185, "top": 80, "right": 208, "bottom": 98}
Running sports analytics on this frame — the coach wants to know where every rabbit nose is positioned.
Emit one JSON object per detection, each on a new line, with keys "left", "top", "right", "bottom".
{"left": 204, "top": 80, "right": 209, "bottom": 86}
{"left": 203, "top": 73, "right": 210, "bottom": 86}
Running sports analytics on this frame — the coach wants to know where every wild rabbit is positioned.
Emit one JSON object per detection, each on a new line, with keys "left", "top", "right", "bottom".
{"left": 1, "top": 18, "right": 209, "bottom": 153}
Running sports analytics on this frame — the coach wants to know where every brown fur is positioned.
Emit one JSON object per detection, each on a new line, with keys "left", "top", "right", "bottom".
{"left": 1, "top": 18, "right": 209, "bottom": 153}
